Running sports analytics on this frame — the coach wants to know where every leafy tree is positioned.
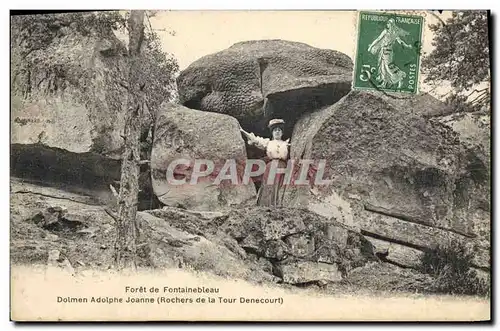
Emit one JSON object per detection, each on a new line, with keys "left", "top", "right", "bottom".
{"left": 422, "top": 11, "right": 490, "bottom": 113}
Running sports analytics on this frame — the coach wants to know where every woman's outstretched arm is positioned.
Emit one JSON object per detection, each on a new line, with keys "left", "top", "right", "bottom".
{"left": 239, "top": 125, "right": 270, "bottom": 150}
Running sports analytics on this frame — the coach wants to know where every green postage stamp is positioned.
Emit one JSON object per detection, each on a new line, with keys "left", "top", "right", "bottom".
{"left": 353, "top": 11, "right": 424, "bottom": 94}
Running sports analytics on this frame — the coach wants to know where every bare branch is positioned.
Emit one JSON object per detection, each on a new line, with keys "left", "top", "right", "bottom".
{"left": 114, "top": 10, "right": 145, "bottom": 271}
{"left": 104, "top": 207, "right": 120, "bottom": 223}
{"left": 470, "top": 90, "right": 488, "bottom": 104}
{"left": 466, "top": 87, "right": 489, "bottom": 97}
{"left": 427, "top": 10, "right": 447, "bottom": 27}
{"left": 471, "top": 93, "right": 489, "bottom": 105}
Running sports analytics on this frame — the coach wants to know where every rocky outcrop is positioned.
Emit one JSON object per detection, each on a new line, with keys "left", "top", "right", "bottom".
{"left": 11, "top": 13, "right": 130, "bottom": 159}
{"left": 136, "top": 212, "right": 274, "bottom": 282}
{"left": 177, "top": 40, "right": 353, "bottom": 137}
{"left": 151, "top": 102, "right": 256, "bottom": 211}
{"left": 211, "top": 207, "right": 378, "bottom": 284}
{"left": 11, "top": 178, "right": 379, "bottom": 285}
{"left": 366, "top": 237, "right": 424, "bottom": 269}
{"left": 10, "top": 179, "right": 272, "bottom": 283}
{"left": 10, "top": 13, "right": 132, "bottom": 208}
{"left": 438, "top": 112, "right": 491, "bottom": 243}
{"left": 10, "top": 13, "right": 176, "bottom": 209}
{"left": 284, "top": 90, "right": 490, "bottom": 270}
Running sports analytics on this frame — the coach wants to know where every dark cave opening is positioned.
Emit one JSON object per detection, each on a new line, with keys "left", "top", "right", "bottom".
{"left": 10, "top": 143, "right": 161, "bottom": 210}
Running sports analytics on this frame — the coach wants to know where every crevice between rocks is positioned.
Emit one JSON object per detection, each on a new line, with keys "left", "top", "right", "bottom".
{"left": 360, "top": 230, "right": 427, "bottom": 252}
{"left": 373, "top": 251, "right": 416, "bottom": 270}
{"left": 362, "top": 231, "right": 488, "bottom": 271}
{"left": 363, "top": 203, "right": 477, "bottom": 239}
{"left": 11, "top": 143, "right": 160, "bottom": 211}
{"left": 12, "top": 189, "right": 102, "bottom": 206}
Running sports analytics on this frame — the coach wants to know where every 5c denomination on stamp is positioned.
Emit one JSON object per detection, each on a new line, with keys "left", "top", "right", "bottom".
{"left": 353, "top": 11, "right": 424, "bottom": 94}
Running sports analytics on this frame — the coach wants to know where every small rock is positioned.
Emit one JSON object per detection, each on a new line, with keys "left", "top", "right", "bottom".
{"left": 47, "top": 249, "right": 61, "bottom": 263}
{"left": 326, "top": 224, "right": 349, "bottom": 249}
{"left": 44, "top": 233, "right": 59, "bottom": 241}
{"left": 240, "top": 233, "right": 262, "bottom": 253}
{"left": 151, "top": 103, "right": 256, "bottom": 211}
{"left": 347, "top": 193, "right": 362, "bottom": 201}
{"left": 100, "top": 245, "right": 107, "bottom": 250}
{"left": 46, "top": 249, "right": 75, "bottom": 276}
{"left": 280, "top": 261, "right": 343, "bottom": 284}
{"left": 77, "top": 226, "right": 98, "bottom": 236}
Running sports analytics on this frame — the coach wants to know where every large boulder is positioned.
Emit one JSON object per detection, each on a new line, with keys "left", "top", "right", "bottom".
{"left": 10, "top": 13, "right": 130, "bottom": 205}
{"left": 177, "top": 40, "right": 353, "bottom": 137}
{"left": 151, "top": 103, "right": 256, "bottom": 211}
{"left": 136, "top": 211, "right": 275, "bottom": 282}
{"left": 212, "top": 207, "right": 378, "bottom": 284}
{"left": 10, "top": 13, "right": 175, "bottom": 209}
{"left": 284, "top": 90, "right": 490, "bottom": 270}
{"left": 11, "top": 13, "right": 130, "bottom": 159}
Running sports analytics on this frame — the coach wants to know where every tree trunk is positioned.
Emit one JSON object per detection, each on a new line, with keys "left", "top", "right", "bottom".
{"left": 115, "top": 10, "right": 145, "bottom": 271}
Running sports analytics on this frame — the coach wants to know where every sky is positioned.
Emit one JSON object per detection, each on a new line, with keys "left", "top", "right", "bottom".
{"left": 147, "top": 10, "right": 455, "bottom": 96}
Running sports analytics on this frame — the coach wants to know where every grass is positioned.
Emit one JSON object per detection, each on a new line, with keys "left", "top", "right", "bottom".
{"left": 419, "top": 239, "right": 490, "bottom": 297}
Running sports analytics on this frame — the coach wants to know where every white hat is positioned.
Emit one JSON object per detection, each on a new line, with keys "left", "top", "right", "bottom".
{"left": 268, "top": 119, "right": 285, "bottom": 129}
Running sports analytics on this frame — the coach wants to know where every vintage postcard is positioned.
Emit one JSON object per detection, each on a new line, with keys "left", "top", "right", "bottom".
{"left": 10, "top": 10, "right": 491, "bottom": 322}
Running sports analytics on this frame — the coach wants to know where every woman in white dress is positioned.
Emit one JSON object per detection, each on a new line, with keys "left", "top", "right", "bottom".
{"left": 368, "top": 18, "right": 413, "bottom": 89}
{"left": 240, "top": 119, "right": 290, "bottom": 207}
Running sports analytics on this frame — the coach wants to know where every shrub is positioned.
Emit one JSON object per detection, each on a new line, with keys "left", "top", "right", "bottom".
{"left": 419, "top": 239, "right": 490, "bottom": 296}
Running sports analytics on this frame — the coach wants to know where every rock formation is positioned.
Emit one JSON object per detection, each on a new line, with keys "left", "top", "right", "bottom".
{"left": 10, "top": 12, "right": 176, "bottom": 209}
{"left": 151, "top": 102, "right": 256, "bottom": 211}
{"left": 11, "top": 178, "right": 375, "bottom": 285}
{"left": 177, "top": 40, "right": 353, "bottom": 138}
{"left": 177, "top": 40, "right": 490, "bottom": 274}
{"left": 11, "top": 13, "right": 130, "bottom": 182}
{"left": 284, "top": 90, "right": 490, "bottom": 270}
{"left": 10, "top": 29, "right": 490, "bottom": 293}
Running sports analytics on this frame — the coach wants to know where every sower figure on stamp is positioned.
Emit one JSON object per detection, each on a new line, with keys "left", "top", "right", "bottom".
{"left": 368, "top": 18, "right": 413, "bottom": 89}
{"left": 240, "top": 119, "right": 290, "bottom": 207}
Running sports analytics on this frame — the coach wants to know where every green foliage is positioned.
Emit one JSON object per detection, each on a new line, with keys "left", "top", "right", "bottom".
{"left": 422, "top": 11, "right": 490, "bottom": 112}
{"left": 139, "top": 18, "right": 180, "bottom": 114}
{"left": 112, "top": 11, "right": 180, "bottom": 119}
{"left": 419, "top": 239, "right": 490, "bottom": 296}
